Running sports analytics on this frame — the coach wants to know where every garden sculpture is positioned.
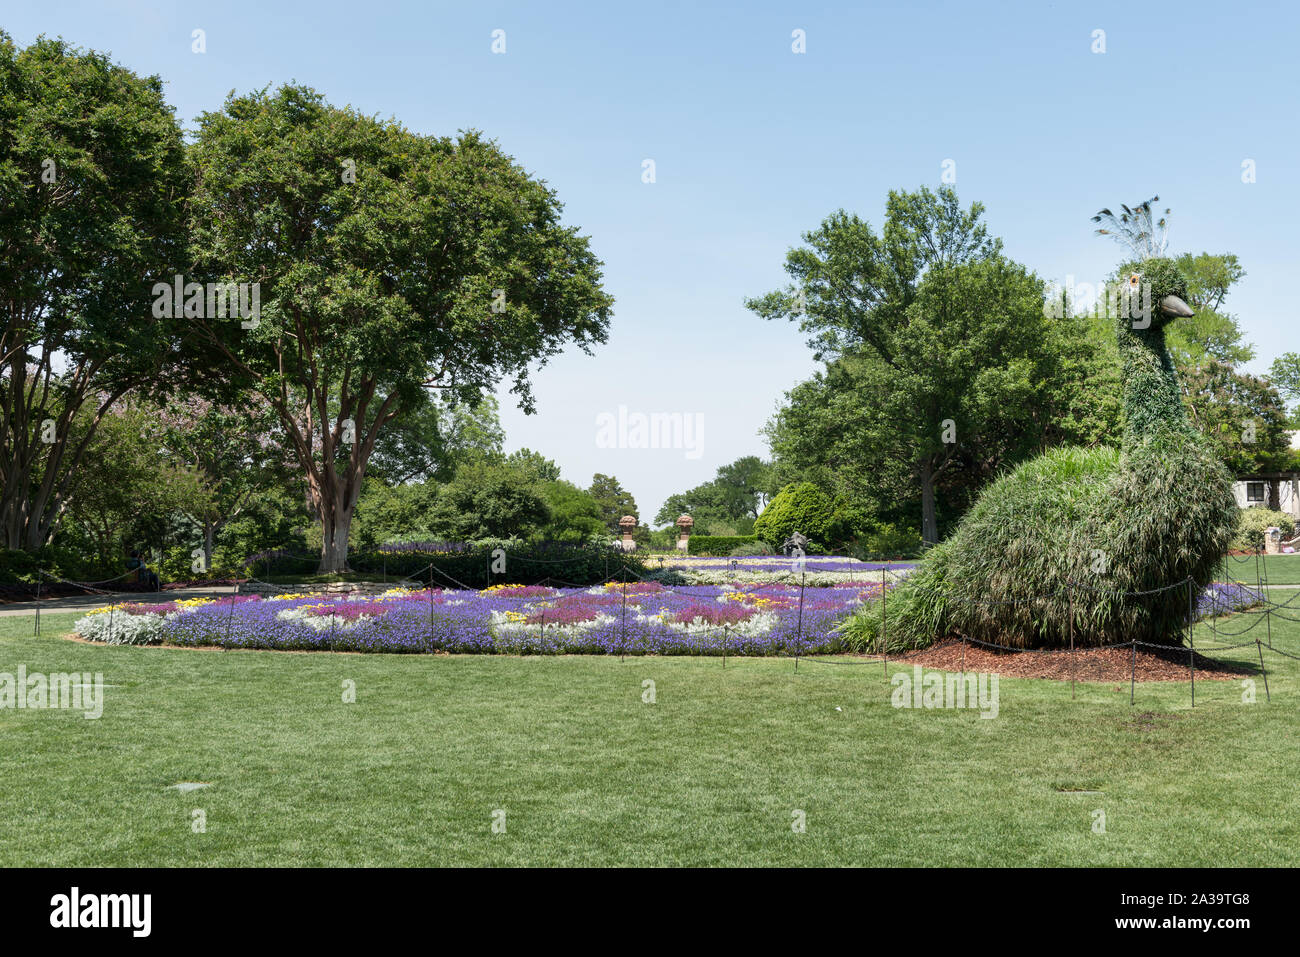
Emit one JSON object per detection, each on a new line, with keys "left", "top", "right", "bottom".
{"left": 782, "top": 531, "right": 809, "bottom": 556}
{"left": 842, "top": 259, "right": 1238, "bottom": 651}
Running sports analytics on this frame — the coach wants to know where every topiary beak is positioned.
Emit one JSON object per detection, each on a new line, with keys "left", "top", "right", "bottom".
{"left": 1159, "top": 294, "right": 1194, "bottom": 318}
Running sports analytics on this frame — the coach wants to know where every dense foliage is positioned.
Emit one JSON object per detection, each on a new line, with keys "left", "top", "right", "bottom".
{"left": 0, "top": 32, "right": 189, "bottom": 551}
{"left": 753, "top": 482, "right": 837, "bottom": 550}
{"left": 654, "top": 456, "right": 771, "bottom": 534}
{"left": 1233, "top": 507, "right": 1296, "bottom": 552}
{"left": 187, "top": 84, "right": 613, "bottom": 571}
{"left": 748, "top": 187, "right": 1123, "bottom": 544}
{"left": 685, "top": 535, "right": 760, "bottom": 556}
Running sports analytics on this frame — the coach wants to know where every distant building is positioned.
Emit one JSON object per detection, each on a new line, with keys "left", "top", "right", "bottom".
{"left": 1232, "top": 430, "right": 1300, "bottom": 518}
{"left": 1232, "top": 473, "right": 1300, "bottom": 516}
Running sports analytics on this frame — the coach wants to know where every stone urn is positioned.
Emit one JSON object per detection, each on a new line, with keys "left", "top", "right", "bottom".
{"left": 619, "top": 515, "right": 637, "bottom": 552}
{"left": 675, "top": 514, "right": 694, "bottom": 551}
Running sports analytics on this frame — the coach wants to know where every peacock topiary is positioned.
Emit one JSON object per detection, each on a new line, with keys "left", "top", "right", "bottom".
{"left": 839, "top": 258, "right": 1239, "bottom": 651}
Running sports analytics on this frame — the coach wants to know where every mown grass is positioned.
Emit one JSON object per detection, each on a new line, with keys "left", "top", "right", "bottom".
{"left": 1218, "top": 552, "right": 1300, "bottom": 586}
{"left": 1, "top": 610, "right": 1297, "bottom": 866}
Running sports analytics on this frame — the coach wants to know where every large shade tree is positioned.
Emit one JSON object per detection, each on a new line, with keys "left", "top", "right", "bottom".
{"left": 748, "top": 186, "right": 1107, "bottom": 543}
{"left": 188, "top": 85, "right": 613, "bottom": 570}
{"left": 0, "top": 33, "right": 189, "bottom": 550}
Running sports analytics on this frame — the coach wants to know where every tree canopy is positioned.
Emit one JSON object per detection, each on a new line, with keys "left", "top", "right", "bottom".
{"left": 0, "top": 32, "right": 189, "bottom": 549}
{"left": 653, "top": 456, "right": 771, "bottom": 535}
{"left": 749, "top": 186, "right": 1112, "bottom": 543}
{"left": 187, "top": 84, "right": 613, "bottom": 570}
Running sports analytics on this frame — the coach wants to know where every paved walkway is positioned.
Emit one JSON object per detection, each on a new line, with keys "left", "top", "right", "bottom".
{"left": 0, "top": 586, "right": 238, "bottom": 618}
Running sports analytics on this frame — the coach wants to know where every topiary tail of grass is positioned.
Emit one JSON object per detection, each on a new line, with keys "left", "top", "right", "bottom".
{"left": 833, "top": 557, "right": 954, "bottom": 654}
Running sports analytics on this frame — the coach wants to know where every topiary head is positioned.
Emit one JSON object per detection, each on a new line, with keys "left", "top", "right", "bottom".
{"left": 1124, "top": 257, "right": 1193, "bottom": 331}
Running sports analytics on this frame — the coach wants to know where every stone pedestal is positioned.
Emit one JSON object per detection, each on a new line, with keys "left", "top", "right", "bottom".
{"left": 1265, "top": 527, "right": 1282, "bottom": 555}
{"left": 675, "top": 514, "right": 694, "bottom": 552}
{"left": 619, "top": 515, "right": 637, "bottom": 552}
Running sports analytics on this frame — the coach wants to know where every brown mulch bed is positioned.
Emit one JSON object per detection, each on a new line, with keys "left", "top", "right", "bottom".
{"left": 881, "top": 638, "right": 1256, "bottom": 682}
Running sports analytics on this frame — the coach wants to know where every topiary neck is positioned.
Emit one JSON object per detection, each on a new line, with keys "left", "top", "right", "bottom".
{"left": 1117, "top": 320, "right": 1190, "bottom": 444}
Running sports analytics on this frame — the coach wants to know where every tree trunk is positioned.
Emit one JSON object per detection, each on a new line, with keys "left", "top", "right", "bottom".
{"left": 2, "top": 354, "right": 123, "bottom": 552}
{"left": 319, "top": 505, "right": 353, "bottom": 573}
{"left": 1, "top": 493, "right": 29, "bottom": 550}
{"left": 920, "top": 463, "right": 938, "bottom": 545}
{"left": 203, "top": 522, "right": 215, "bottom": 574}
{"left": 314, "top": 461, "right": 363, "bottom": 574}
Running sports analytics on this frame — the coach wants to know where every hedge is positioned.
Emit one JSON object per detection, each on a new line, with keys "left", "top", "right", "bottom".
{"left": 686, "top": 535, "right": 760, "bottom": 556}
{"left": 250, "top": 541, "right": 648, "bottom": 588}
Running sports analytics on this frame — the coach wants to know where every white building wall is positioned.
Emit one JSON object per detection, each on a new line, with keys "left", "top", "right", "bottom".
{"left": 1233, "top": 478, "right": 1300, "bottom": 518}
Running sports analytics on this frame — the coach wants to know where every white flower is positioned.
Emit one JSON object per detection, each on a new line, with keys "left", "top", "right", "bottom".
{"left": 488, "top": 610, "right": 616, "bottom": 639}
{"left": 74, "top": 608, "right": 176, "bottom": 645}
{"left": 657, "top": 611, "right": 779, "bottom": 639}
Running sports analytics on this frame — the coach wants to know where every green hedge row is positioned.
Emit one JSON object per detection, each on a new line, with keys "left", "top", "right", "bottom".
{"left": 687, "top": 535, "right": 760, "bottom": 556}
{"left": 254, "top": 542, "right": 648, "bottom": 588}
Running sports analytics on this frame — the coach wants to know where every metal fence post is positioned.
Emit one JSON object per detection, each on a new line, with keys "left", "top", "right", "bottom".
{"left": 1187, "top": 578, "right": 1195, "bottom": 708}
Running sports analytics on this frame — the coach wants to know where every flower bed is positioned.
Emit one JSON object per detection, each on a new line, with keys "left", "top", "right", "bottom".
{"left": 75, "top": 582, "right": 884, "bottom": 656}
{"left": 1197, "top": 581, "right": 1263, "bottom": 619}
{"left": 72, "top": 596, "right": 233, "bottom": 645}
{"left": 71, "top": 575, "right": 1261, "bottom": 655}
{"left": 650, "top": 557, "right": 917, "bottom": 587}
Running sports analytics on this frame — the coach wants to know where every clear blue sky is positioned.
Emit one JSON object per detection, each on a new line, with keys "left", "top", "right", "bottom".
{"left": 9, "top": 1, "right": 1299, "bottom": 522}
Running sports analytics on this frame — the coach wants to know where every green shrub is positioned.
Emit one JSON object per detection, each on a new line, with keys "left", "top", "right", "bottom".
{"left": 350, "top": 541, "right": 647, "bottom": 588}
{"left": 862, "top": 523, "right": 923, "bottom": 558}
{"left": 687, "top": 534, "right": 759, "bottom": 556}
{"left": 1233, "top": 507, "right": 1296, "bottom": 551}
{"left": 753, "top": 482, "right": 836, "bottom": 549}
{"left": 156, "top": 546, "right": 191, "bottom": 583}
{"left": 0, "top": 548, "right": 39, "bottom": 583}
{"left": 0, "top": 545, "right": 117, "bottom": 584}
{"left": 647, "top": 528, "right": 677, "bottom": 550}
{"left": 729, "top": 540, "right": 773, "bottom": 556}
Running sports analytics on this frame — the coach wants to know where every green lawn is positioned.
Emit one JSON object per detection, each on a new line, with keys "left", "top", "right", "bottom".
{"left": 1219, "top": 552, "right": 1300, "bottom": 586}
{"left": 2, "top": 610, "right": 1298, "bottom": 866}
